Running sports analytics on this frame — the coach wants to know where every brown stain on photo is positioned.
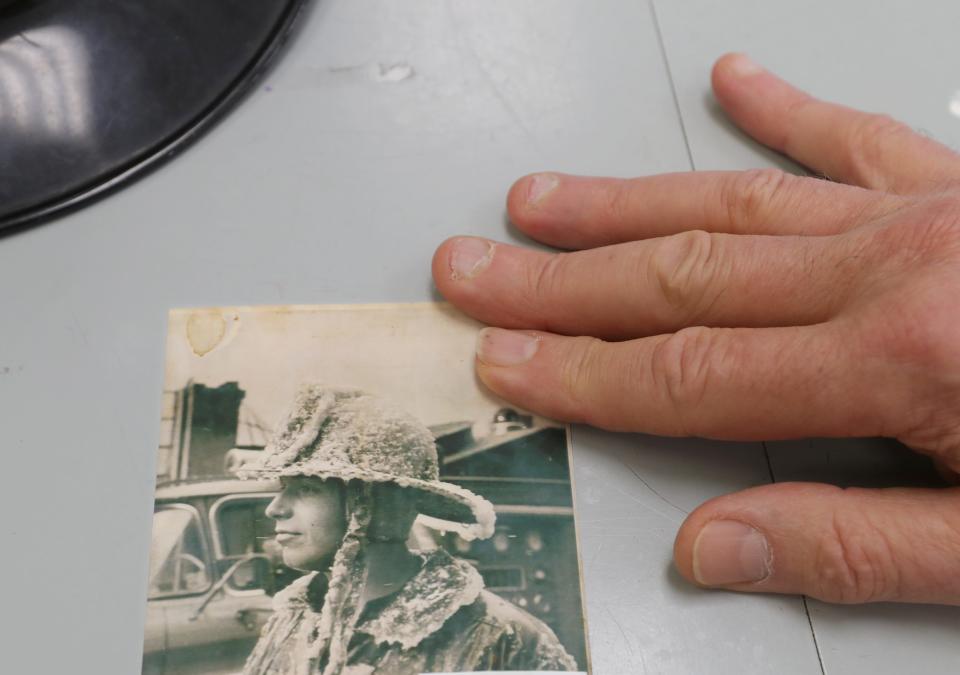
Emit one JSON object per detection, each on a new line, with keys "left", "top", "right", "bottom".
{"left": 186, "top": 311, "right": 227, "bottom": 356}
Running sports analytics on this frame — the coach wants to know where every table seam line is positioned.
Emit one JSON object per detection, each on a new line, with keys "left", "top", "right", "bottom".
{"left": 648, "top": 0, "right": 696, "bottom": 172}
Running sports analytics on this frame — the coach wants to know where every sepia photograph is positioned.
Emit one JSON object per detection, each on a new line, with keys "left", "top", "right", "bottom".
{"left": 143, "top": 304, "right": 591, "bottom": 675}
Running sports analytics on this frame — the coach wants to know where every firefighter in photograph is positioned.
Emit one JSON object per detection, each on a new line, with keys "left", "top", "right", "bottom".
{"left": 241, "top": 385, "right": 578, "bottom": 675}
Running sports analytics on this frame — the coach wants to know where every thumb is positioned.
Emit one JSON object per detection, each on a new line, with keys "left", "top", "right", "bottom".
{"left": 673, "top": 482, "right": 960, "bottom": 605}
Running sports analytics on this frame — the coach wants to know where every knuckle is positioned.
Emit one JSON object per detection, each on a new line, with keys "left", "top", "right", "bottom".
{"left": 913, "top": 195, "right": 960, "bottom": 255}
{"left": 873, "top": 193, "right": 960, "bottom": 256}
{"left": 649, "top": 327, "right": 718, "bottom": 427}
{"left": 721, "top": 169, "right": 791, "bottom": 231}
{"left": 867, "top": 303, "right": 959, "bottom": 405}
{"left": 527, "top": 252, "right": 567, "bottom": 302}
{"left": 602, "top": 180, "right": 634, "bottom": 223}
{"left": 847, "top": 114, "right": 913, "bottom": 187}
{"left": 557, "top": 337, "right": 607, "bottom": 423}
{"left": 899, "top": 424, "right": 960, "bottom": 469}
{"left": 864, "top": 204, "right": 960, "bottom": 359}
{"left": 813, "top": 505, "right": 901, "bottom": 603}
{"left": 649, "top": 230, "right": 721, "bottom": 318}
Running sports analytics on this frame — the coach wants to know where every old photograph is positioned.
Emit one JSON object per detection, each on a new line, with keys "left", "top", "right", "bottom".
{"left": 144, "top": 304, "right": 591, "bottom": 675}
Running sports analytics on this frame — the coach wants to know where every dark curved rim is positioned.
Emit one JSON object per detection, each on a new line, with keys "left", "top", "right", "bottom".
{"left": 0, "top": 0, "right": 312, "bottom": 236}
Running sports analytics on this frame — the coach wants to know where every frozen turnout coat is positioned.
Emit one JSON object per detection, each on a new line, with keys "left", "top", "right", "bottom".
{"left": 244, "top": 549, "right": 578, "bottom": 674}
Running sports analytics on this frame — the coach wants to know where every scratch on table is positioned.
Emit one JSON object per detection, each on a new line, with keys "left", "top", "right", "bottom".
{"left": 68, "top": 310, "right": 91, "bottom": 348}
{"left": 605, "top": 606, "right": 646, "bottom": 673}
{"left": 588, "top": 540, "right": 604, "bottom": 567}
{"left": 325, "top": 62, "right": 415, "bottom": 83}
{"left": 610, "top": 482, "right": 682, "bottom": 524}
{"left": 18, "top": 33, "right": 42, "bottom": 49}
{"left": 623, "top": 459, "right": 690, "bottom": 515}
{"left": 373, "top": 62, "right": 414, "bottom": 83}
{"left": 327, "top": 63, "right": 367, "bottom": 74}
{"left": 444, "top": 0, "right": 545, "bottom": 156}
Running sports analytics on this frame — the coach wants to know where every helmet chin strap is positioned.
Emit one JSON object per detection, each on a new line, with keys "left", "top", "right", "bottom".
{"left": 301, "top": 482, "right": 373, "bottom": 675}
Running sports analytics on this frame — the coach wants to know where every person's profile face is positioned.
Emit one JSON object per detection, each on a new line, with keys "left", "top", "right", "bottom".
{"left": 265, "top": 477, "right": 347, "bottom": 571}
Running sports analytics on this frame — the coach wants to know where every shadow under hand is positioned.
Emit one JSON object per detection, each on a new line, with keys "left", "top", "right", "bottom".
{"left": 703, "top": 92, "right": 812, "bottom": 176}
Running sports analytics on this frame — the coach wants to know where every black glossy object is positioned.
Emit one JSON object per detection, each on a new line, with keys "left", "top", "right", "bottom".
{"left": 0, "top": 0, "right": 309, "bottom": 232}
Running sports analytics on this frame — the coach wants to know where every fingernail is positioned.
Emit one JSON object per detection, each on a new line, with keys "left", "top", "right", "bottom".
{"left": 693, "top": 520, "right": 771, "bottom": 585}
{"left": 526, "top": 173, "right": 559, "bottom": 205}
{"left": 450, "top": 237, "right": 494, "bottom": 280}
{"left": 726, "top": 53, "right": 764, "bottom": 77}
{"left": 477, "top": 328, "right": 540, "bottom": 366}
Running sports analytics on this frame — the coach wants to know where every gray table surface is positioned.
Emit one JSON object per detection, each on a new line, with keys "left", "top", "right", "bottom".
{"left": 1, "top": 1, "right": 958, "bottom": 673}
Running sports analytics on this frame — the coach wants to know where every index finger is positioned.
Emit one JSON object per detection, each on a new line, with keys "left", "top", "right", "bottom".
{"left": 506, "top": 170, "right": 899, "bottom": 250}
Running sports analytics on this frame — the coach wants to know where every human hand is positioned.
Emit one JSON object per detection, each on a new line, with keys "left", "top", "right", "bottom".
{"left": 432, "top": 53, "right": 960, "bottom": 605}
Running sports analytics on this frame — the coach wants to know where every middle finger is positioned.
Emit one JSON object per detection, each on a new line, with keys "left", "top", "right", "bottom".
{"left": 433, "top": 232, "right": 862, "bottom": 340}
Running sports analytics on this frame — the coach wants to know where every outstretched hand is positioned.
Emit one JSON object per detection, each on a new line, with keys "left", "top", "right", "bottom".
{"left": 432, "top": 53, "right": 960, "bottom": 605}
